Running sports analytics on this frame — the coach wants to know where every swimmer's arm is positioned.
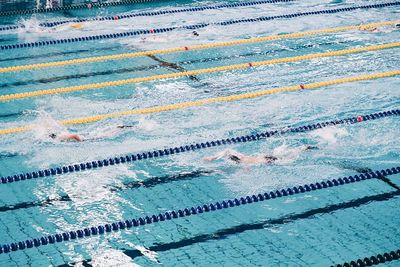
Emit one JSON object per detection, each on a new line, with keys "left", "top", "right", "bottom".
{"left": 203, "top": 155, "right": 219, "bottom": 161}
{"left": 203, "top": 149, "right": 242, "bottom": 161}
{"left": 204, "top": 150, "right": 228, "bottom": 161}
{"left": 59, "top": 134, "right": 83, "bottom": 142}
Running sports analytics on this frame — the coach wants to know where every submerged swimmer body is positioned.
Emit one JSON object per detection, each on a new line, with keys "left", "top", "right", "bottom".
{"left": 204, "top": 145, "right": 317, "bottom": 165}
{"left": 49, "top": 125, "right": 135, "bottom": 142}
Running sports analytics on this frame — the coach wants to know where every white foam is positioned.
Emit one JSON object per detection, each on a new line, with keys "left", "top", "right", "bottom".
{"left": 134, "top": 245, "right": 159, "bottom": 263}
{"left": 310, "top": 126, "right": 349, "bottom": 144}
{"left": 16, "top": 17, "right": 43, "bottom": 41}
{"left": 52, "top": 164, "right": 138, "bottom": 206}
{"left": 137, "top": 117, "right": 160, "bottom": 132}
{"left": 272, "top": 144, "right": 308, "bottom": 164}
{"left": 29, "top": 110, "right": 68, "bottom": 142}
{"left": 89, "top": 248, "right": 141, "bottom": 267}
{"left": 32, "top": 163, "right": 142, "bottom": 262}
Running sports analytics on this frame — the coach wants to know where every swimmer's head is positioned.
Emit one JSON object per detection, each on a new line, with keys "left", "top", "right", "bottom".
{"left": 229, "top": 155, "right": 241, "bottom": 163}
{"left": 49, "top": 133, "right": 57, "bottom": 139}
{"left": 192, "top": 31, "right": 199, "bottom": 36}
{"left": 264, "top": 156, "right": 278, "bottom": 163}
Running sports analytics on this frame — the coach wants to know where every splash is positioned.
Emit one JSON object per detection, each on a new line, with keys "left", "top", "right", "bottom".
{"left": 15, "top": 16, "right": 87, "bottom": 41}
{"left": 137, "top": 117, "right": 160, "bottom": 132}
{"left": 272, "top": 144, "right": 310, "bottom": 164}
{"left": 90, "top": 248, "right": 142, "bottom": 267}
{"left": 134, "top": 245, "right": 159, "bottom": 263}
{"left": 310, "top": 126, "right": 348, "bottom": 144}
{"left": 32, "top": 164, "right": 141, "bottom": 263}
{"left": 29, "top": 110, "right": 67, "bottom": 142}
{"left": 16, "top": 17, "right": 43, "bottom": 42}
{"left": 83, "top": 125, "right": 125, "bottom": 141}
{"left": 49, "top": 164, "right": 138, "bottom": 206}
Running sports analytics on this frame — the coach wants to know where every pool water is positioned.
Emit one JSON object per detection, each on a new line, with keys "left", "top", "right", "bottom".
{"left": 0, "top": 0, "right": 399, "bottom": 266}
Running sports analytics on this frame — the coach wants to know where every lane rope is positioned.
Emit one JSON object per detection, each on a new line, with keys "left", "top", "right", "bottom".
{"left": 0, "top": 0, "right": 159, "bottom": 17}
{"left": 0, "top": 167, "right": 398, "bottom": 254}
{"left": 0, "top": 109, "right": 398, "bottom": 184}
{"left": 0, "top": 2, "right": 399, "bottom": 51}
{"left": 1, "top": 20, "right": 398, "bottom": 73}
{"left": 1, "top": 70, "right": 398, "bottom": 136}
{"left": 0, "top": 0, "right": 294, "bottom": 31}
{"left": 0, "top": 40, "right": 355, "bottom": 76}
{"left": 1, "top": 42, "right": 398, "bottom": 102}
{"left": 332, "top": 249, "right": 400, "bottom": 267}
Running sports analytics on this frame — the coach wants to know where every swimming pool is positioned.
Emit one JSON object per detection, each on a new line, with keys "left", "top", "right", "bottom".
{"left": 0, "top": 0, "right": 399, "bottom": 266}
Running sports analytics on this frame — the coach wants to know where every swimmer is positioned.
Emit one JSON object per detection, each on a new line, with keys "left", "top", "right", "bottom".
{"left": 359, "top": 23, "right": 400, "bottom": 32}
{"left": 48, "top": 125, "right": 136, "bottom": 142}
{"left": 204, "top": 145, "right": 317, "bottom": 165}
{"left": 192, "top": 31, "right": 199, "bottom": 37}
{"left": 49, "top": 133, "right": 83, "bottom": 142}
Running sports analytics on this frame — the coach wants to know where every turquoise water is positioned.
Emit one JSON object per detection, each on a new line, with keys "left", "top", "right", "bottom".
{"left": 0, "top": 0, "right": 399, "bottom": 266}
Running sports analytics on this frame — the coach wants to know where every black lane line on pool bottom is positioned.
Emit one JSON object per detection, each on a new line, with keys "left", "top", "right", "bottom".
{"left": 0, "top": 46, "right": 121, "bottom": 63}
{"left": 0, "top": 152, "right": 19, "bottom": 160}
{"left": 109, "top": 169, "right": 214, "bottom": 191}
{"left": 58, "top": 189, "right": 400, "bottom": 266}
{"left": 1, "top": 110, "right": 398, "bottom": 185}
{"left": 0, "top": 40, "right": 351, "bottom": 90}
{"left": 0, "top": 65, "right": 159, "bottom": 89}
{"left": 0, "top": 169, "right": 213, "bottom": 213}
{"left": 353, "top": 167, "right": 400, "bottom": 190}
{"left": 0, "top": 112, "right": 23, "bottom": 120}
{"left": 1, "top": 2, "right": 399, "bottom": 51}
{"left": 0, "top": 195, "right": 71, "bottom": 213}
{"left": 146, "top": 54, "right": 201, "bottom": 82}
{"left": 0, "top": 167, "right": 398, "bottom": 254}
{"left": 0, "top": 165, "right": 385, "bottom": 214}
{"left": 377, "top": 175, "right": 400, "bottom": 190}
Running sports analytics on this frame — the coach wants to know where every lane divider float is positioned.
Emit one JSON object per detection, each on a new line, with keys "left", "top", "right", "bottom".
{"left": 0, "top": 0, "right": 158, "bottom": 17}
{"left": 1, "top": 42, "right": 398, "bottom": 102}
{"left": 332, "top": 249, "right": 400, "bottom": 267}
{"left": 0, "top": 167, "right": 398, "bottom": 253}
{"left": 0, "top": 70, "right": 398, "bottom": 135}
{"left": 1, "top": 20, "right": 398, "bottom": 73}
{"left": 0, "top": 0, "right": 294, "bottom": 31}
{"left": 0, "top": 109, "right": 398, "bottom": 184}
{"left": 1, "top": 2, "right": 399, "bottom": 51}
